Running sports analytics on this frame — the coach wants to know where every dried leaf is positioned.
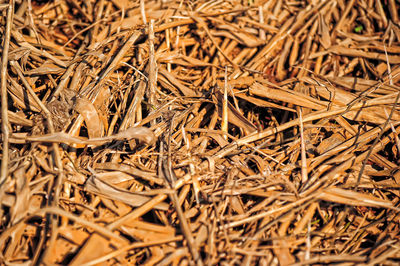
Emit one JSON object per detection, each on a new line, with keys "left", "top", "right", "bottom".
{"left": 318, "top": 187, "right": 396, "bottom": 209}
{"left": 75, "top": 96, "right": 104, "bottom": 138}
{"left": 85, "top": 176, "right": 169, "bottom": 211}
{"left": 19, "top": 126, "right": 156, "bottom": 146}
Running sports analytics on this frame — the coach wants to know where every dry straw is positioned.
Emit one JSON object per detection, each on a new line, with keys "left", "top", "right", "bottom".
{"left": 1, "top": 0, "right": 400, "bottom": 264}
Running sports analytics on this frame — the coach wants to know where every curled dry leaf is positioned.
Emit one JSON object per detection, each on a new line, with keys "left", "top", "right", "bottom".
{"left": 75, "top": 96, "right": 104, "bottom": 138}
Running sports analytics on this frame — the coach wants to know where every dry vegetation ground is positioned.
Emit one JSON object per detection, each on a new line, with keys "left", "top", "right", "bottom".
{"left": 1, "top": 0, "right": 400, "bottom": 264}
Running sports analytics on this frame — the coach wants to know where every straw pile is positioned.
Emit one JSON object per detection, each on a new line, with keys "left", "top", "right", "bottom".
{"left": 1, "top": 0, "right": 400, "bottom": 264}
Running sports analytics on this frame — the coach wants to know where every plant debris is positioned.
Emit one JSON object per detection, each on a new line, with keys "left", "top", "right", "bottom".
{"left": 1, "top": 0, "right": 400, "bottom": 264}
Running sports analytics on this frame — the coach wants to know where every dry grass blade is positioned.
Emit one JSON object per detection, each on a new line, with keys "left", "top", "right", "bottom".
{"left": 85, "top": 176, "right": 169, "bottom": 210}
{"left": 318, "top": 187, "right": 397, "bottom": 209}
{"left": 14, "top": 126, "right": 156, "bottom": 146}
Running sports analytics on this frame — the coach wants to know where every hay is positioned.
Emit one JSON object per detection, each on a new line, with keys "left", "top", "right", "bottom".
{"left": 1, "top": 0, "right": 400, "bottom": 264}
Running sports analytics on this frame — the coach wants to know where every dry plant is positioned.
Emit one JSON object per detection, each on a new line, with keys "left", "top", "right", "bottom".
{"left": 1, "top": 0, "right": 400, "bottom": 264}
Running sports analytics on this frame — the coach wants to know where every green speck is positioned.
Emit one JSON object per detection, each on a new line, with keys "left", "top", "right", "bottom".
{"left": 311, "top": 219, "right": 320, "bottom": 225}
{"left": 354, "top": 25, "right": 363, "bottom": 33}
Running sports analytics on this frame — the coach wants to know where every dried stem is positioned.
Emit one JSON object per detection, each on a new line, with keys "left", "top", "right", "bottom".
{"left": 0, "top": 0, "right": 14, "bottom": 188}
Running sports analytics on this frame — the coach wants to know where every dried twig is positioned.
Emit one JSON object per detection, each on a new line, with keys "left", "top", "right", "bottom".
{"left": 0, "top": 0, "right": 14, "bottom": 188}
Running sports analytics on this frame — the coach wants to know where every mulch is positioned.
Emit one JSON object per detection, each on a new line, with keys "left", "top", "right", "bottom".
{"left": 1, "top": 0, "right": 400, "bottom": 264}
